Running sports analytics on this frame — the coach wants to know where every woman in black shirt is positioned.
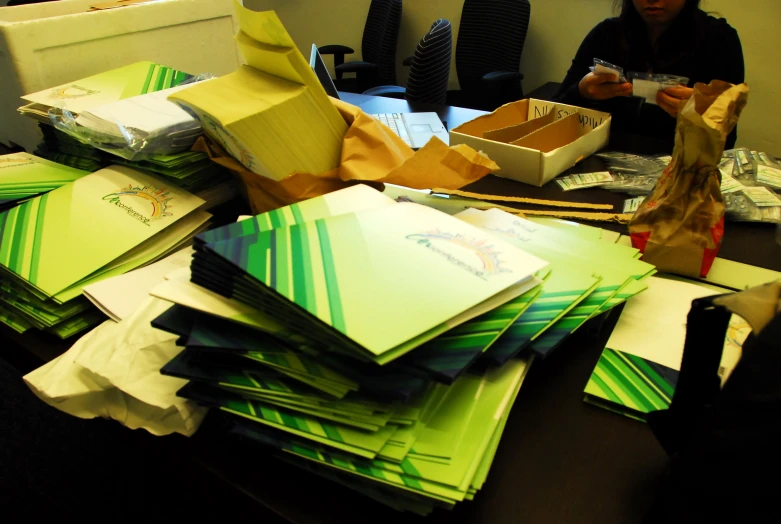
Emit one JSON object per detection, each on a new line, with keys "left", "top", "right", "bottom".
{"left": 555, "top": 0, "right": 744, "bottom": 151}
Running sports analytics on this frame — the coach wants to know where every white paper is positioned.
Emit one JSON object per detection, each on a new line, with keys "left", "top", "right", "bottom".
{"left": 594, "top": 63, "right": 621, "bottom": 83}
{"left": 83, "top": 247, "right": 194, "bottom": 322}
{"left": 555, "top": 171, "right": 614, "bottom": 191}
{"left": 605, "top": 277, "right": 744, "bottom": 378}
{"left": 623, "top": 196, "right": 646, "bottom": 213}
{"left": 756, "top": 165, "right": 781, "bottom": 190}
{"left": 743, "top": 186, "right": 781, "bottom": 207}
{"left": 76, "top": 83, "right": 202, "bottom": 137}
{"left": 720, "top": 173, "right": 744, "bottom": 194}
{"left": 24, "top": 297, "right": 207, "bottom": 436}
{"left": 632, "top": 78, "right": 662, "bottom": 105}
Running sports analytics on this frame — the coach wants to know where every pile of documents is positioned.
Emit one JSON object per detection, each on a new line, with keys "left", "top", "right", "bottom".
{"left": 168, "top": 8, "right": 348, "bottom": 182}
{"left": 0, "top": 165, "right": 211, "bottom": 338}
{"left": 149, "top": 184, "right": 655, "bottom": 514}
{"left": 0, "top": 153, "right": 88, "bottom": 211}
{"left": 17, "top": 61, "right": 236, "bottom": 201}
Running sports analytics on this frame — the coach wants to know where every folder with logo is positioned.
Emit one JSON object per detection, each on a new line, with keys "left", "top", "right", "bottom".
{"left": 195, "top": 203, "right": 547, "bottom": 365}
{"left": 0, "top": 164, "right": 209, "bottom": 341}
{"left": 19, "top": 61, "right": 194, "bottom": 123}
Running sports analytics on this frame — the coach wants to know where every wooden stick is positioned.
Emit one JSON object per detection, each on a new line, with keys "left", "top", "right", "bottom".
{"left": 431, "top": 188, "right": 613, "bottom": 210}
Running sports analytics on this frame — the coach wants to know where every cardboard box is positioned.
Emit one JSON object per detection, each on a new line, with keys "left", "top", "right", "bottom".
{"left": 0, "top": 0, "right": 241, "bottom": 151}
{"left": 449, "top": 99, "right": 611, "bottom": 187}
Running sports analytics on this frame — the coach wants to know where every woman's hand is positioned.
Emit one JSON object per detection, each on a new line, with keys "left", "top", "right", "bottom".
{"left": 656, "top": 86, "right": 694, "bottom": 117}
{"left": 578, "top": 73, "right": 633, "bottom": 100}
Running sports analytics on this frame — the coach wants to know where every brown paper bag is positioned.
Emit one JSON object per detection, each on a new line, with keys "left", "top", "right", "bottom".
{"left": 629, "top": 80, "right": 749, "bottom": 277}
{"left": 195, "top": 98, "right": 499, "bottom": 213}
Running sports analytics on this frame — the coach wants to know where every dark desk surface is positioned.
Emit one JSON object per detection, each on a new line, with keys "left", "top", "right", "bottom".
{"left": 5, "top": 93, "right": 781, "bottom": 523}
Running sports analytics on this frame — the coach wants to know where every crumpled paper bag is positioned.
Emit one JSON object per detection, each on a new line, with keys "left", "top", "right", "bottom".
{"left": 24, "top": 297, "right": 206, "bottom": 436}
{"left": 629, "top": 80, "right": 749, "bottom": 277}
{"left": 194, "top": 97, "right": 499, "bottom": 213}
{"left": 715, "top": 282, "right": 781, "bottom": 335}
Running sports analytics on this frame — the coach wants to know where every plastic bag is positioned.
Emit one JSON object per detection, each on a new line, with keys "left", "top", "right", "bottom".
{"left": 724, "top": 193, "right": 781, "bottom": 223}
{"left": 49, "top": 75, "right": 213, "bottom": 162}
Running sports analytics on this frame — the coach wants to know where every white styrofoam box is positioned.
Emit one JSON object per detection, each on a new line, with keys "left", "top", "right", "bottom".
{"left": 450, "top": 99, "right": 611, "bottom": 187}
{"left": 0, "top": 0, "right": 241, "bottom": 151}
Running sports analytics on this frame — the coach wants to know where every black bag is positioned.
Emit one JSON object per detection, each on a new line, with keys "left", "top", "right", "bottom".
{"left": 645, "top": 287, "right": 781, "bottom": 523}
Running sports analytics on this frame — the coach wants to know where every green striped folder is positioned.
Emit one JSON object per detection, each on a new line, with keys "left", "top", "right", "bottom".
{"left": 458, "top": 208, "right": 654, "bottom": 360}
{"left": 199, "top": 203, "right": 547, "bottom": 365}
{"left": 0, "top": 153, "right": 87, "bottom": 207}
{"left": 20, "top": 62, "right": 193, "bottom": 122}
{"left": 585, "top": 348, "right": 677, "bottom": 421}
{"left": 584, "top": 277, "right": 750, "bottom": 420}
{"left": 0, "top": 165, "right": 205, "bottom": 302}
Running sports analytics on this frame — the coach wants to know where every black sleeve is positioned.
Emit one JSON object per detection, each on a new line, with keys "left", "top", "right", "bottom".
{"left": 711, "top": 23, "right": 744, "bottom": 149}
{"left": 554, "top": 21, "right": 612, "bottom": 107}
{"left": 712, "top": 24, "right": 745, "bottom": 85}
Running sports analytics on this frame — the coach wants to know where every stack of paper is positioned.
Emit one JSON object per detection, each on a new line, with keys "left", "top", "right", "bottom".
{"left": 584, "top": 276, "right": 749, "bottom": 421}
{"left": 0, "top": 153, "right": 88, "bottom": 210}
{"left": 168, "top": 7, "right": 348, "bottom": 181}
{"left": 149, "top": 183, "right": 656, "bottom": 514}
{"left": 0, "top": 165, "right": 211, "bottom": 337}
{"left": 19, "top": 61, "right": 195, "bottom": 123}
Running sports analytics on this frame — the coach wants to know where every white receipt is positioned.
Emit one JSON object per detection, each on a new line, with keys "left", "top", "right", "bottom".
{"left": 632, "top": 79, "right": 662, "bottom": 105}
{"left": 742, "top": 186, "right": 781, "bottom": 207}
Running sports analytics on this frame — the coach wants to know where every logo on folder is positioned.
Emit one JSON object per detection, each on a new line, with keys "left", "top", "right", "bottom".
{"left": 0, "top": 156, "right": 35, "bottom": 169}
{"left": 49, "top": 84, "right": 99, "bottom": 100}
{"left": 102, "top": 184, "right": 174, "bottom": 226}
{"left": 406, "top": 230, "right": 510, "bottom": 280}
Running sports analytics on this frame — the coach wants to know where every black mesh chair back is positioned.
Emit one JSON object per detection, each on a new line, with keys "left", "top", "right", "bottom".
{"left": 361, "top": 0, "right": 403, "bottom": 86}
{"left": 455, "top": 0, "right": 530, "bottom": 98}
{"left": 405, "top": 19, "right": 452, "bottom": 105}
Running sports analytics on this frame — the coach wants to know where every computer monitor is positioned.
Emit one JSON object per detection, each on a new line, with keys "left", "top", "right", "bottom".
{"left": 309, "top": 44, "right": 341, "bottom": 100}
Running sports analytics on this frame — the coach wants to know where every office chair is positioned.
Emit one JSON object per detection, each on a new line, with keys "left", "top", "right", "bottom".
{"left": 363, "top": 19, "right": 452, "bottom": 105}
{"left": 448, "top": 0, "right": 531, "bottom": 111}
{"left": 318, "top": 0, "right": 402, "bottom": 94}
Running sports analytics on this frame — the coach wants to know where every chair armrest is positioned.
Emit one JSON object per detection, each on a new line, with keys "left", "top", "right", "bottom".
{"left": 482, "top": 71, "right": 524, "bottom": 83}
{"left": 363, "top": 85, "right": 407, "bottom": 99}
{"left": 402, "top": 56, "right": 414, "bottom": 67}
{"left": 335, "top": 61, "right": 379, "bottom": 75}
{"left": 318, "top": 45, "right": 355, "bottom": 56}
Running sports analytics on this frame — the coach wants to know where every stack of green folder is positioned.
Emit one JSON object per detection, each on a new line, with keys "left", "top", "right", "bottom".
{"left": 153, "top": 304, "right": 533, "bottom": 514}
{"left": 456, "top": 208, "right": 656, "bottom": 363}
{"left": 19, "top": 61, "right": 235, "bottom": 193}
{"left": 35, "top": 125, "right": 233, "bottom": 194}
{"left": 0, "top": 153, "right": 88, "bottom": 211}
{"left": 149, "top": 183, "right": 656, "bottom": 514}
{"left": 0, "top": 165, "right": 211, "bottom": 337}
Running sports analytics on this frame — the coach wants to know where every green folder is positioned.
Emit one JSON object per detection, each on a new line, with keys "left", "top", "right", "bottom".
{"left": 0, "top": 165, "right": 205, "bottom": 301}
{"left": 458, "top": 208, "right": 653, "bottom": 359}
{"left": 201, "top": 203, "right": 547, "bottom": 365}
{"left": 21, "top": 61, "right": 194, "bottom": 122}
{"left": 237, "top": 357, "right": 532, "bottom": 504}
{"left": 0, "top": 153, "right": 88, "bottom": 205}
{"left": 196, "top": 183, "right": 397, "bottom": 247}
